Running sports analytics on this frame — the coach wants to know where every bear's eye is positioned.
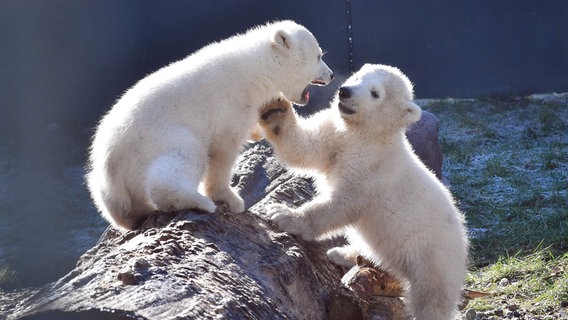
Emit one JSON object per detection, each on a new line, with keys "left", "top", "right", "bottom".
{"left": 317, "top": 54, "right": 322, "bottom": 61}
{"left": 371, "top": 90, "right": 380, "bottom": 99}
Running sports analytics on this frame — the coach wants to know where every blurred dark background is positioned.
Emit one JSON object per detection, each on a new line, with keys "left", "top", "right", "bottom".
{"left": 0, "top": 0, "right": 567, "bottom": 287}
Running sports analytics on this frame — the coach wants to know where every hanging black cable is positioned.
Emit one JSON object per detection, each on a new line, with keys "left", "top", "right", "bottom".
{"left": 345, "top": 0, "right": 354, "bottom": 73}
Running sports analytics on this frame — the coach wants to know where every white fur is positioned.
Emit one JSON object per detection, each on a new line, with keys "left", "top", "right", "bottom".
{"left": 260, "top": 64, "right": 468, "bottom": 320}
{"left": 87, "top": 20, "right": 333, "bottom": 230}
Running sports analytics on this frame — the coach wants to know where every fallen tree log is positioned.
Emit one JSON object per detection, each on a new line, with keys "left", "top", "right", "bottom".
{"left": 9, "top": 112, "right": 441, "bottom": 320}
{"left": 11, "top": 143, "right": 346, "bottom": 320}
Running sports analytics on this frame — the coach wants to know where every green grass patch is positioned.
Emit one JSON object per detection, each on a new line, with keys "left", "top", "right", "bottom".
{"left": 483, "top": 156, "right": 512, "bottom": 178}
{"left": 466, "top": 246, "right": 568, "bottom": 314}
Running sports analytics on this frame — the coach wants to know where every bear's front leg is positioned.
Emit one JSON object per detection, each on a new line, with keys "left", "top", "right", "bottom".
{"left": 203, "top": 144, "right": 245, "bottom": 214}
{"left": 265, "top": 203, "right": 317, "bottom": 241}
{"left": 267, "top": 194, "right": 362, "bottom": 241}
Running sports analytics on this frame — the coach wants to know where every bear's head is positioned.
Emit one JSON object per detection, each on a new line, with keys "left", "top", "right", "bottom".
{"left": 335, "top": 64, "right": 421, "bottom": 135}
{"left": 269, "top": 20, "right": 334, "bottom": 105}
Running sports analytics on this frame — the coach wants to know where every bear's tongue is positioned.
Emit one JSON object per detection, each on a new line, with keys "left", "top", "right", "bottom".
{"left": 302, "top": 87, "right": 310, "bottom": 102}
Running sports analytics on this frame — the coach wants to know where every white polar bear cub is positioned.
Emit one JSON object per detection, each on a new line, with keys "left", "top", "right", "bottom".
{"left": 87, "top": 20, "right": 333, "bottom": 230}
{"left": 259, "top": 64, "right": 468, "bottom": 320}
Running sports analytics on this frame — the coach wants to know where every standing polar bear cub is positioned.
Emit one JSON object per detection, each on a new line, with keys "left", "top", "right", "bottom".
{"left": 87, "top": 20, "right": 333, "bottom": 230}
{"left": 259, "top": 64, "right": 468, "bottom": 320}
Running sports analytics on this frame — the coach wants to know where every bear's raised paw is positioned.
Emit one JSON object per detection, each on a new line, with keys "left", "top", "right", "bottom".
{"left": 259, "top": 97, "right": 295, "bottom": 136}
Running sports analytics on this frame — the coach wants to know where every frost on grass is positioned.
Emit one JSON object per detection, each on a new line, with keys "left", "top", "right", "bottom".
{"left": 418, "top": 94, "right": 568, "bottom": 254}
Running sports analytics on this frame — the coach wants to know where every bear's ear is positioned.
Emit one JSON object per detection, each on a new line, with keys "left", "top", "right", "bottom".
{"left": 271, "top": 29, "right": 292, "bottom": 50}
{"left": 401, "top": 101, "right": 422, "bottom": 126}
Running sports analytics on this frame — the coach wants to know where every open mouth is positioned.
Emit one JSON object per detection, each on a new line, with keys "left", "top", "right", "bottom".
{"left": 301, "top": 86, "right": 310, "bottom": 103}
{"left": 298, "top": 79, "right": 329, "bottom": 104}
{"left": 338, "top": 102, "right": 356, "bottom": 115}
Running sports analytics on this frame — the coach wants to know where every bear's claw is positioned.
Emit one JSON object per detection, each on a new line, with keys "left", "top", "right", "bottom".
{"left": 265, "top": 203, "right": 315, "bottom": 240}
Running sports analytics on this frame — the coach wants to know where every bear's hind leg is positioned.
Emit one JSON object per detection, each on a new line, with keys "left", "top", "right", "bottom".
{"left": 100, "top": 188, "right": 141, "bottom": 230}
{"left": 326, "top": 244, "right": 359, "bottom": 267}
{"left": 91, "top": 177, "right": 143, "bottom": 230}
{"left": 146, "top": 151, "right": 216, "bottom": 214}
{"left": 406, "top": 257, "right": 462, "bottom": 320}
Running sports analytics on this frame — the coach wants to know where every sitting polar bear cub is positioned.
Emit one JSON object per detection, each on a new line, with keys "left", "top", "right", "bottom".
{"left": 259, "top": 64, "right": 468, "bottom": 320}
{"left": 87, "top": 20, "right": 333, "bottom": 230}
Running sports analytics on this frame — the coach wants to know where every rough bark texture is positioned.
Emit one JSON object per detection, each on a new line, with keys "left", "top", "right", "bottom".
{"left": 9, "top": 112, "right": 441, "bottom": 320}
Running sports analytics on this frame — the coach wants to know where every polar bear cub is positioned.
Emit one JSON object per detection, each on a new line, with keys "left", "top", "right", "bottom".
{"left": 259, "top": 64, "right": 468, "bottom": 320}
{"left": 86, "top": 20, "right": 333, "bottom": 230}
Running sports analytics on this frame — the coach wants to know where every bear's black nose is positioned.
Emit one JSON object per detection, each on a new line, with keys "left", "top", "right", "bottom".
{"left": 339, "top": 87, "right": 352, "bottom": 99}
{"left": 330, "top": 73, "right": 335, "bottom": 80}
